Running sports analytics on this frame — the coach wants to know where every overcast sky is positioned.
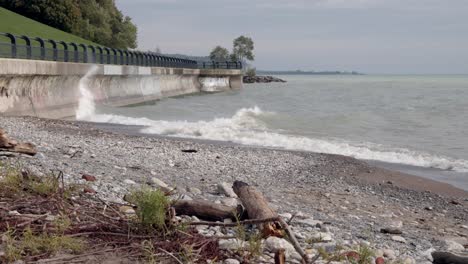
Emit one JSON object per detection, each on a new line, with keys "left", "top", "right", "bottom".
{"left": 115, "top": 0, "right": 468, "bottom": 74}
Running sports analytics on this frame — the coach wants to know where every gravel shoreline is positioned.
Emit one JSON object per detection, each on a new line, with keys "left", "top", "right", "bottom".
{"left": 1, "top": 115, "right": 467, "bottom": 263}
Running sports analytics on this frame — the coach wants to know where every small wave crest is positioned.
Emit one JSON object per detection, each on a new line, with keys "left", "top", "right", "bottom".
{"left": 76, "top": 96, "right": 468, "bottom": 172}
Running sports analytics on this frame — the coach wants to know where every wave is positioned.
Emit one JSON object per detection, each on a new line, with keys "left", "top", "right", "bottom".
{"left": 74, "top": 74, "right": 468, "bottom": 172}
{"left": 77, "top": 109, "right": 468, "bottom": 173}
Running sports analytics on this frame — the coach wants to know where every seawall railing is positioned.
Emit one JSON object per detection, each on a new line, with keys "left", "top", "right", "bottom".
{"left": 0, "top": 32, "right": 242, "bottom": 70}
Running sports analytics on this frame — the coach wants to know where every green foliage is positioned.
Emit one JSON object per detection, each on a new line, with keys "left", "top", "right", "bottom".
{"left": 246, "top": 68, "right": 256, "bottom": 77}
{"left": 0, "top": 0, "right": 137, "bottom": 49}
{"left": 232, "top": 35, "right": 255, "bottom": 62}
{"left": 0, "top": 7, "right": 96, "bottom": 47}
{"left": 3, "top": 228, "right": 84, "bottom": 262}
{"left": 128, "top": 188, "right": 170, "bottom": 231}
{"left": 209, "top": 45, "right": 230, "bottom": 61}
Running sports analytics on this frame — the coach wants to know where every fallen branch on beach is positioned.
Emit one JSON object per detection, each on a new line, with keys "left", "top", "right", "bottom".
{"left": 0, "top": 128, "right": 37, "bottom": 156}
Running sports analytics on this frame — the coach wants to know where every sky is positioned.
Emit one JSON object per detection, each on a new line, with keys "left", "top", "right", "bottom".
{"left": 115, "top": 0, "right": 468, "bottom": 74}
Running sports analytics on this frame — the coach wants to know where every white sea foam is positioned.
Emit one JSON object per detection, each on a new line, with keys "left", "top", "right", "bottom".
{"left": 76, "top": 102, "right": 468, "bottom": 172}
{"left": 76, "top": 66, "right": 100, "bottom": 120}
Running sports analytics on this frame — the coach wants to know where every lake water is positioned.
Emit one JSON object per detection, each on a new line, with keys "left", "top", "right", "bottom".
{"left": 78, "top": 74, "right": 468, "bottom": 190}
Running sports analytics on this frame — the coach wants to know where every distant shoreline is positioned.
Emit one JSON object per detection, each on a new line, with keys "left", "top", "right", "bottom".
{"left": 257, "top": 70, "right": 364, "bottom": 75}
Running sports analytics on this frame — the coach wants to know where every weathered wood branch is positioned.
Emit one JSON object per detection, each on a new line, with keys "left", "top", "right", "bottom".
{"left": 432, "top": 252, "right": 468, "bottom": 264}
{"left": 232, "top": 181, "right": 282, "bottom": 237}
{"left": 0, "top": 128, "right": 37, "bottom": 156}
{"left": 173, "top": 199, "right": 241, "bottom": 221}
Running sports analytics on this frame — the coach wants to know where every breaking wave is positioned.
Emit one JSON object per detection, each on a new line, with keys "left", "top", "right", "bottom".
{"left": 76, "top": 96, "right": 468, "bottom": 172}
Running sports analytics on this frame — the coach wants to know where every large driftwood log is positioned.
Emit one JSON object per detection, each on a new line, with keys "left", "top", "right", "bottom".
{"left": 232, "top": 181, "right": 282, "bottom": 237}
{"left": 0, "top": 128, "right": 37, "bottom": 156}
{"left": 432, "top": 251, "right": 468, "bottom": 264}
{"left": 173, "top": 199, "right": 241, "bottom": 221}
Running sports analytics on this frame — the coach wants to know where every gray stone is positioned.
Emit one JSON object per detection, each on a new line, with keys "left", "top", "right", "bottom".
{"left": 221, "top": 197, "right": 238, "bottom": 207}
{"left": 391, "top": 235, "right": 406, "bottom": 243}
{"left": 383, "top": 249, "right": 396, "bottom": 259}
{"left": 218, "top": 182, "right": 237, "bottom": 198}
{"left": 224, "top": 259, "right": 240, "bottom": 264}
{"left": 149, "top": 177, "right": 169, "bottom": 189}
{"left": 124, "top": 179, "right": 136, "bottom": 185}
{"left": 296, "top": 218, "right": 323, "bottom": 228}
{"left": 219, "top": 239, "right": 245, "bottom": 250}
{"left": 265, "top": 237, "right": 301, "bottom": 260}
{"left": 445, "top": 240, "right": 465, "bottom": 252}
{"left": 188, "top": 187, "right": 202, "bottom": 195}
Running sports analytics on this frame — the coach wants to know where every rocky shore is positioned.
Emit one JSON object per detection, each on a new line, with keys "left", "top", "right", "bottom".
{"left": 243, "top": 75, "right": 287, "bottom": 83}
{"left": 0, "top": 115, "right": 467, "bottom": 263}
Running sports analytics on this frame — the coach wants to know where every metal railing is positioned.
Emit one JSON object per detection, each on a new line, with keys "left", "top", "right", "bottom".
{"left": 0, "top": 32, "right": 242, "bottom": 70}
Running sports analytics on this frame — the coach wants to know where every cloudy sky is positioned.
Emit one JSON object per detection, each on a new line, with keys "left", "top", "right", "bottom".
{"left": 115, "top": 0, "right": 468, "bottom": 74}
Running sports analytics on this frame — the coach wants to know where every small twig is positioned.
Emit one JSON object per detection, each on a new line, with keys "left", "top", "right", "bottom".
{"left": 287, "top": 212, "right": 297, "bottom": 225}
{"left": 67, "top": 231, "right": 159, "bottom": 239}
{"left": 278, "top": 218, "right": 310, "bottom": 264}
{"left": 188, "top": 217, "right": 280, "bottom": 227}
{"left": 16, "top": 214, "right": 49, "bottom": 228}
{"left": 158, "top": 247, "right": 184, "bottom": 264}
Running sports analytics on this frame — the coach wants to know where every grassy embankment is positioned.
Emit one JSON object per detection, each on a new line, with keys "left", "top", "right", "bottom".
{"left": 0, "top": 7, "right": 96, "bottom": 57}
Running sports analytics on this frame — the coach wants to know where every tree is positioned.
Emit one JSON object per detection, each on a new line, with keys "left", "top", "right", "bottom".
{"left": 232, "top": 36, "right": 254, "bottom": 62}
{"left": 209, "top": 46, "right": 229, "bottom": 61}
{"left": 0, "top": 0, "right": 137, "bottom": 49}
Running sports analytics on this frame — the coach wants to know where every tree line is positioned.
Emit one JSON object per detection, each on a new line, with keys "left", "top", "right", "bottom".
{"left": 210, "top": 36, "right": 255, "bottom": 75}
{"left": 210, "top": 36, "right": 254, "bottom": 63}
{"left": 0, "top": 0, "right": 137, "bottom": 49}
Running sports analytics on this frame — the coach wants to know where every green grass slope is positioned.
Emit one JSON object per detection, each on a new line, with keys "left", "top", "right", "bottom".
{"left": 0, "top": 7, "right": 96, "bottom": 46}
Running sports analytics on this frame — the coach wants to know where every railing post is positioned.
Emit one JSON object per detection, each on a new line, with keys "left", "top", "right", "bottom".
{"left": 19, "top": 35, "right": 32, "bottom": 59}
{"left": 79, "top": 44, "right": 88, "bottom": 63}
{"left": 34, "top": 37, "right": 46, "bottom": 60}
{"left": 104, "top": 47, "right": 111, "bottom": 64}
{"left": 112, "top": 49, "right": 118, "bottom": 64}
{"left": 58, "top": 41, "right": 68, "bottom": 62}
{"left": 88, "top": 46, "right": 96, "bottom": 63}
{"left": 3, "top": 33, "right": 17, "bottom": 58}
{"left": 96, "top": 46, "right": 104, "bottom": 64}
{"left": 69, "top": 43, "right": 78, "bottom": 62}
{"left": 47, "top": 40, "right": 58, "bottom": 61}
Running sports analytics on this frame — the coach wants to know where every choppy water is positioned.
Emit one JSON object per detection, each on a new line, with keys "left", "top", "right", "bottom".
{"left": 77, "top": 74, "right": 468, "bottom": 189}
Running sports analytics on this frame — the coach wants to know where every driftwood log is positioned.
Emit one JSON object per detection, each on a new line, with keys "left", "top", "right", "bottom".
{"left": 432, "top": 251, "right": 468, "bottom": 264}
{"left": 173, "top": 199, "right": 241, "bottom": 221}
{"left": 232, "top": 181, "right": 310, "bottom": 263}
{"left": 0, "top": 128, "right": 37, "bottom": 156}
{"left": 232, "top": 181, "right": 282, "bottom": 237}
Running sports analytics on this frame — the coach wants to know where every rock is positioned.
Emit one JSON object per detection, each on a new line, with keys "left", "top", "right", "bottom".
{"left": 221, "top": 198, "right": 238, "bottom": 207}
{"left": 296, "top": 218, "right": 323, "bottom": 228}
{"left": 344, "top": 251, "right": 360, "bottom": 261}
{"left": 8, "top": 210, "right": 21, "bottom": 216}
{"left": 375, "top": 257, "right": 385, "bottom": 264}
{"left": 119, "top": 206, "right": 136, "bottom": 215}
{"left": 83, "top": 187, "right": 96, "bottom": 194}
{"left": 219, "top": 239, "right": 245, "bottom": 250}
{"left": 243, "top": 75, "right": 287, "bottom": 84}
{"left": 265, "top": 237, "right": 301, "bottom": 260}
{"left": 224, "top": 259, "right": 240, "bottom": 264}
{"left": 279, "top": 213, "right": 293, "bottom": 220}
{"left": 187, "top": 187, "right": 202, "bottom": 195}
{"left": 403, "top": 257, "right": 415, "bottom": 264}
{"left": 149, "top": 177, "right": 169, "bottom": 188}
{"left": 218, "top": 182, "right": 237, "bottom": 198}
{"left": 310, "top": 232, "right": 333, "bottom": 242}
{"left": 383, "top": 249, "right": 396, "bottom": 259}
{"left": 124, "top": 179, "right": 136, "bottom": 185}
{"left": 380, "top": 227, "right": 403, "bottom": 234}
{"left": 424, "top": 206, "right": 433, "bottom": 211}
{"left": 445, "top": 240, "right": 465, "bottom": 252}
{"left": 82, "top": 174, "right": 97, "bottom": 182}
{"left": 391, "top": 235, "right": 406, "bottom": 243}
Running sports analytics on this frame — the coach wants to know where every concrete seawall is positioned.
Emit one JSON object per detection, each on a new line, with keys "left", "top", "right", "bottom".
{"left": 0, "top": 59, "right": 243, "bottom": 118}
